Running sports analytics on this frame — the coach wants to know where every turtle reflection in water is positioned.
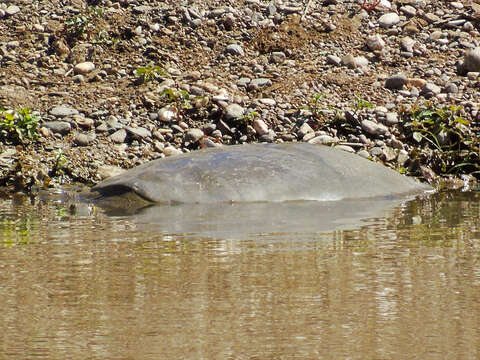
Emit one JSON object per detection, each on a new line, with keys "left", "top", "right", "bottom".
{"left": 91, "top": 143, "right": 432, "bottom": 209}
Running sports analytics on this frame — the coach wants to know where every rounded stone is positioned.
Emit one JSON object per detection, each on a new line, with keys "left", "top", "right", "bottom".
{"left": 378, "top": 13, "right": 400, "bottom": 28}
{"left": 185, "top": 128, "right": 205, "bottom": 143}
{"left": 385, "top": 73, "right": 407, "bottom": 90}
{"left": 6, "top": 5, "right": 20, "bottom": 16}
{"left": 43, "top": 121, "right": 71, "bottom": 135}
{"left": 464, "top": 48, "right": 480, "bottom": 72}
{"left": 225, "top": 44, "right": 245, "bottom": 56}
{"left": 366, "top": 35, "right": 385, "bottom": 51}
{"left": 253, "top": 119, "right": 269, "bottom": 136}
{"left": 50, "top": 105, "right": 79, "bottom": 117}
{"left": 74, "top": 62, "right": 96, "bottom": 75}
{"left": 224, "top": 103, "right": 245, "bottom": 120}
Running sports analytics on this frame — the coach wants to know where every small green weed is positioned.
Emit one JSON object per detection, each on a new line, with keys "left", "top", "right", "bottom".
{"left": 161, "top": 88, "right": 192, "bottom": 110}
{"left": 237, "top": 111, "right": 259, "bottom": 124}
{"left": 63, "top": 6, "right": 104, "bottom": 44}
{"left": 351, "top": 97, "right": 374, "bottom": 113}
{"left": 136, "top": 64, "right": 169, "bottom": 83}
{"left": 401, "top": 102, "right": 480, "bottom": 176}
{"left": 0, "top": 108, "right": 40, "bottom": 143}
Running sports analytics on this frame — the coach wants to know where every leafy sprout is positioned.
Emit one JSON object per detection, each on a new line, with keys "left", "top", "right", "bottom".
{"left": 0, "top": 108, "right": 40, "bottom": 143}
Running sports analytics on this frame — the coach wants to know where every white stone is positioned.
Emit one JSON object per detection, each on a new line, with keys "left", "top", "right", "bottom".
{"left": 253, "top": 119, "right": 269, "bottom": 136}
{"left": 163, "top": 146, "right": 182, "bottom": 157}
{"left": 73, "top": 61, "right": 95, "bottom": 75}
{"left": 366, "top": 35, "right": 385, "bottom": 51}
{"left": 378, "top": 13, "right": 400, "bottom": 28}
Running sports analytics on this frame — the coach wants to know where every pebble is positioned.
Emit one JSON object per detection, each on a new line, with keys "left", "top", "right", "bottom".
{"left": 400, "top": 37, "right": 415, "bottom": 53}
{"left": 378, "top": 13, "right": 400, "bottom": 28}
{"left": 225, "top": 103, "right": 245, "bottom": 120}
{"left": 126, "top": 126, "right": 151, "bottom": 140}
{"left": 74, "top": 132, "right": 96, "bottom": 146}
{"left": 249, "top": 78, "right": 272, "bottom": 88}
{"left": 361, "top": 120, "right": 388, "bottom": 136}
{"left": 399, "top": 5, "right": 416, "bottom": 17}
{"left": 158, "top": 107, "right": 177, "bottom": 122}
{"left": 308, "top": 135, "right": 336, "bottom": 145}
{"left": 366, "top": 35, "right": 385, "bottom": 51}
{"left": 342, "top": 54, "right": 369, "bottom": 69}
{"left": 184, "top": 128, "right": 204, "bottom": 143}
{"left": 163, "top": 146, "right": 182, "bottom": 157}
{"left": 97, "top": 165, "right": 125, "bottom": 180}
{"left": 464, "top": 48, "right": 480, "bottom": 73}
{"left": 270, "top": 52, "right": 286, "bottom": 64}
{"left": 50, "top": 105, "right": 79, "bottom": 117}
{"left": 253, "top": 119, "right": 269, "bottom": 136}
{"left": 326, "top": 55, "right": 342, "bottom": 66}
{"left": 74, "top": 62, "right": 95, "bottom": 75}
{"left": 42, "top": 121, "right": 71, "bottom": 135}
{"left": 109, "top": 129, "right": 127, "bottom": 144}
{"left": 226, "top": 44, "right": 245, "bottom": 56}
{"left": 385, "top": 73, "right": 407, "bottom": 90}
{"left": 421, "top": 82, "right": 441, "bottom": 96}
{"left": 298, "top": 122, "right": 314, "bottom": 138}
{"left": 6, "top": 5, "right": 21, "bottom": 16}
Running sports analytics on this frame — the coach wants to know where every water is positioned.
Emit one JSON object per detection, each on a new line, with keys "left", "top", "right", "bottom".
{"left": 0, "top": 191, "right": 479, "bottom": 359}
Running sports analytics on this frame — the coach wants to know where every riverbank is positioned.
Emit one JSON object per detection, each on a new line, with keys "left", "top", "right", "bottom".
{"left": 0, "top": 0, "right": 479, "bottom": 194}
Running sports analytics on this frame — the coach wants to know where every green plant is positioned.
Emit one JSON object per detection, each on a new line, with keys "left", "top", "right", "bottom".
{"left": 237, "top": 111, "right": 259, "bottom": 124}
{"left": 51, "top": 150, "right": 67, "bottom": 177}
{"left": 401, "top": 103, "right": 480, "bottom": 176}
{"left": 136, "top": 64, "right": 169, "bottom": 83}
{"left": 64, "top": 6, "right": 103, "bottom": 43}
{"left": 351, "top": 97, "right": 374, "bottom": 113}
{"left": 0, "top": 108, "right": 40, "bottom": 143}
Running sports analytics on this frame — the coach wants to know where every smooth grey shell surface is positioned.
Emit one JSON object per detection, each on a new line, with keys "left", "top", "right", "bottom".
{"left": 92, "top": 143, "right": 432, "bottom": 204}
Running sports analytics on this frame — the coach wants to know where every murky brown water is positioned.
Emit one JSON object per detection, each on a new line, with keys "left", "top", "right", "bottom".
{"left": 0, "top": 191, "right": 479, "bottom": 359}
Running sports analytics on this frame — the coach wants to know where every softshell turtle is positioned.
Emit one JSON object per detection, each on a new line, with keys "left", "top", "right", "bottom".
{"left": 92, "top": 143, "right": 432, "bottom": 205}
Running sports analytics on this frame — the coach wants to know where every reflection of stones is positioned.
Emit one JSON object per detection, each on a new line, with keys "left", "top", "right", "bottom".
{"left": 92, "top": 143, "right": 432, "bottom": 208}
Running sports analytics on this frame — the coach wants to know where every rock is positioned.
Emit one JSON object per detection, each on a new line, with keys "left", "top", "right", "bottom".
{"left": 400, "top": 37, "right": 415, "bottom": 52}
{"left": 225, "top": 44, "right": 245, "bottom": 56}
{"left": 163, "top": 146, "right": 182, "bottom": 157}
{"left": 97, "top": 165, "right": 125, "bottom": 180}
{"left": 335, "top": 145, "right": 355, "bottom": 153}
{"left": 420, "top": 82, "right": 441, "bottom": 96}
{"left": 158, "top": 107, "right": 177, "bottom": 122}
{"left": 308, "top": 135, "right": 336, "bottom": 145}
{"left": 298, "top": 123, "right": 314, "bottom": 139}
{"left": 73, "top": 116, "right": 94, "bottom": 129}
{"left": 385, "top": 73, "right": 407, "bottom": 90}
{"left": 366, "top": 35, "right": 385, "bottom": 51}
{"left": 253, "top": 119, "right": 269, "bottom": 136}
{"left": 357, "top": 149, "right": 370, "bottom": 159}
{"left": 185, "top": 128, "right": 204, "bottom": 143}
{"left": 50, "top": 105, "right": 79, "bottom": 117}
{"left": 326, "top": 54, "right": 342, "bottom": 66}
{"left": 224, "top": 103, "right": 245, "bottom": 120}
{"left": 378, "top": 13, "right": 400, "bottom": 28}
{"left": 464, "top": 48, "right": 480, "bottom": 72}
{"left": 443, "top": 83, "right": 458, "bottom": 94}
{"left": 385, "top": 112, "right": 398, "bottom": 125}
{"left": 249, "top": 78, "right": 272, "bottom": 88}
{"left": 399, "top": 5, "right": 416, "bottom": 17}
{"left": 259, "top": 130, "right": 276, "bottom": 143}
{"left": 74, "top": 132, "right": 96, "bottom": 146}
{"left": 109, "top": 129, "right": 127, "bottom": 144}
{"left": 74, "top": 62, "right": 95, "bottom": 75}
{"left": 5, "top": 5, "right": 20, "bottom": 16}
{"left": 126, "top": 126, "right": 151, "bottom": 139}
{"left": 342, "top": 54, "right": 369, "bottom": 68}
{"left": 270, "top": 51, "right": 286, "bottom": 64}
{"left": 42, "top": 121, "right": 71, "bottom": 135}
{"left": 361, "top": 120, "right": 388, "bottom": 136}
